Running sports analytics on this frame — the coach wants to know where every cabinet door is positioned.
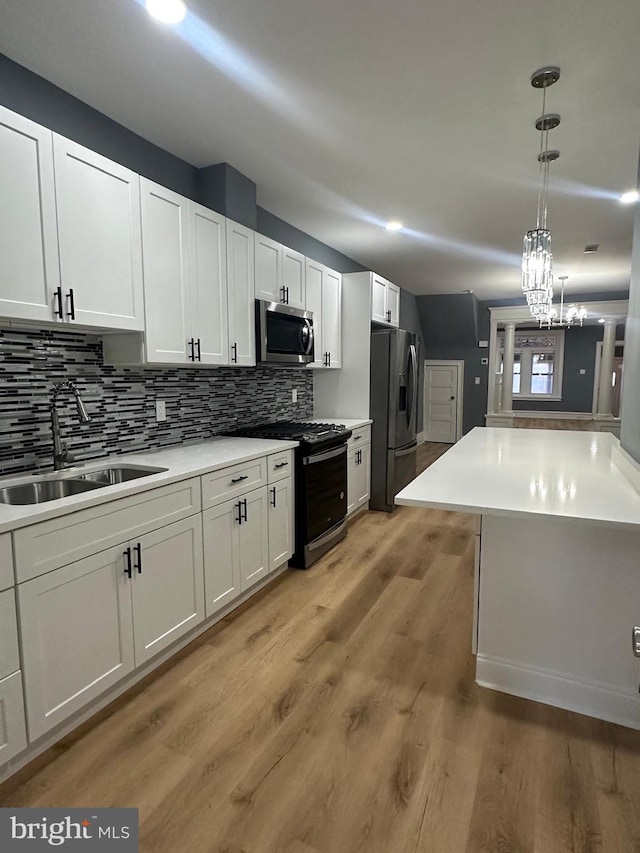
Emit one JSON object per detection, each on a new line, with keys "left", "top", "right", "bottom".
{"left": 371, "top": 274, "right": 388, "bottom": 324}
{"left": 140, "top": 179, "right": 191, "bottom": 364}
{"left": 130, "top": 516, "right": 204, "bottom": 667}
{"left": 282, "top": 246, "right": 306, "bottom": 309}
{"left": 239, "top": 487, "right": 269, "bottom": 590}
{"left": 305, "top": 258, "right": 324, "bottom": 369}
{"left": 203, "top": 498, "right": 241, "bottom": 617}
{"left": 268, "top": 479, "right": 293, "bottom": 572}
{"left": 323, "top": 267, "right": 342, "bottom": 369}
{"left": 346, "top": 447, "right": 358, "bottom": 515}
{"left": 354, "top": 443, "right": 371, "bottom": 510}
{"left": 53, "top": 135, "right": 144, "bottom": 331}
{"left": 18, "top": 545, "right": 135, "bottom": 741}
{"left": 189, "top": 202, "right": 228, "bottom": 365}
{"left": 255, "top": 234, "right": 282, "bottom": 303}
{"left": 227, "top": 220, "right": 255, "bottom": 366}
{"left": 0, "top": 672, "right": 27, "bottom": 768}
{"left": 0, "top": 106, "right": 60, "bottom": 323}
{"left": 387, "top": 282, "right": 400, "bottom": 327}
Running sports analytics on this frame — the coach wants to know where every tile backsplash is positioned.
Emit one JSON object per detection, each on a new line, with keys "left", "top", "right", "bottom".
{"left": 0, "top": 327, "right": 313, "bottom": 476}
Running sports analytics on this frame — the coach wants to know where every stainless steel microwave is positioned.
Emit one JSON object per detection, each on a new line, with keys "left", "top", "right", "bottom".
{"left": 255, "top": 300, "right": 314, "bottom": 365}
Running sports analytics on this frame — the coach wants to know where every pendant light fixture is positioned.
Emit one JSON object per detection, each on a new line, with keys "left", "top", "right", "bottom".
{"left": 543, "top": 276, "right": 588, "bottom": 327}
{"left": 522, "top": 67, "right": 561, "bottom": 324}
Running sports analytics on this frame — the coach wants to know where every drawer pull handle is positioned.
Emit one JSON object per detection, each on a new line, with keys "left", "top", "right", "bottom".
{"left": 353, "top": 435, "right": 362, "bottom": 441}
{"left": 231, "top": 475, "right": 248, "bottom": 483}
{"left": 274, "top": 462, "right": 289, "bottom": 469}
{"left": 123, "top": 547, "right": 132, "bottom": 578}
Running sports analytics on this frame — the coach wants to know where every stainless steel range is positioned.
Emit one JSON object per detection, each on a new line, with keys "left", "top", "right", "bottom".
{"left": 230, "top": 422, "right": 352, "bottom": 568}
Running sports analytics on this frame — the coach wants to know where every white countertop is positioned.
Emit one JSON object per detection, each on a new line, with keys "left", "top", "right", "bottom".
{"left": 0, "top": 437, "right": 298, "bottom": 535}
{"left": 312, "top": 417, "right": 373, "bottom": 430}
{"left": 396, "top": 427, "right": 640, "bottom": 529}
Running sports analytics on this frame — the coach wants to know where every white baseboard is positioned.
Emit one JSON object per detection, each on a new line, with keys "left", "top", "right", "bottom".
{"left": 417, "top": 431, "right": 425, "bottom": 445}
{"left": 476, "top": 655, "right": 640, "bottom": 730}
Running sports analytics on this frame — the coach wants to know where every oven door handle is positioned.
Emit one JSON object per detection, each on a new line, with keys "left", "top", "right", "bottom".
{"left": 303, "top": 444, "right": 347, "bottom": 465}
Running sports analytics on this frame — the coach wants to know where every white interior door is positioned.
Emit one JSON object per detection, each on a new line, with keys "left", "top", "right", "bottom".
{"left": 424, "top": 362, "right": 460, "bottom": 443}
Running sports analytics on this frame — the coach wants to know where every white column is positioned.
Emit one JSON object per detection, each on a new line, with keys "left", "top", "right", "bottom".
{"left": 597, "top": 320, "right": 616, "bottom": 415}
{"left": 501, "top": 322, "right": 516, "bottom": 412}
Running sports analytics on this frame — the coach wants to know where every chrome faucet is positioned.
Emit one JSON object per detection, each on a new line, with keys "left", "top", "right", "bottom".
{"left": 50, "top": 381, "right": 91, "bottom": 470}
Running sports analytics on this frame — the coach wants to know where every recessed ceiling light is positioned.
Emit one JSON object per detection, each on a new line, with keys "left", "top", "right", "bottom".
{"left": 598, "top": 318, "right": 606, "bottom": 324}
{"left": 145, "top": 0, "right": 186, "bottom": 24}
{"left": 385, "top": 221, "right": 403, "bottom": 232}
{"left": 619, "top": 190, "right": 639, "bottom": 205}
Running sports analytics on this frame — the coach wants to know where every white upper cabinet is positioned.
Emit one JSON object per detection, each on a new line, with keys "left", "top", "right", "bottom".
{"left": 53, "top": 135, "right": 144, "bottom": 330}
{"left": 305, "top": 258, "right": 342, "bottom": 369}
{"left": 0, "top": 106, "right": 60, "bottom": 323}
{"left": 322, "top": 267, "right": 342, "bottom": 369}
{"left": 140, "top": 178, "right": 191, "bottom": 364}
{"left": 227, "top": 219, "right": 256, "bottom": 366}
{"left": 370, "top": 272, "right": 400, "bottom": 327}
{"left": 255, "top": 234, "right": 283, "bottom": 303}
{"left": 282, "top": 246, "right": 306, "bottom": 309}
{"left": 371, "top": 274, "right": 388, "bottom": 325}
{"left": 255, "top": 237, "right": 306, "bottom": 310}
{"left": 189, "top": 201, "right": 228, "bottom": 365}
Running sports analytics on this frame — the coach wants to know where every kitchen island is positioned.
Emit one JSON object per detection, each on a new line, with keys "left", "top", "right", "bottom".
{"left": 396, "top": 427, "right": 640, "bottom": 729}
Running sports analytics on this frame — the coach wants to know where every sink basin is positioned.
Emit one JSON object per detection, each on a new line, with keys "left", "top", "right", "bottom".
{"left": 76, "top": 465, "right": 167, "bottom": 485}
{"left": 0, "top": 478, "right": 103, "bottom": 505}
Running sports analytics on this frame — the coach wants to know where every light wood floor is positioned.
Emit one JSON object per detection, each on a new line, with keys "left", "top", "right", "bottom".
{"left": 2, "top": 441, "right": 640, "bottom": 852}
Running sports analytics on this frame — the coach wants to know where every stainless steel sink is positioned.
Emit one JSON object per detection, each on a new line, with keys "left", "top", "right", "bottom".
{"left": 76, "top": 465, "right": 167, "bottom": 485}
{"left": 0, "top": 464, "right": 167, "bottom": 505}
{"left": 0, "top": 478, "right": 103, "bottom": 505}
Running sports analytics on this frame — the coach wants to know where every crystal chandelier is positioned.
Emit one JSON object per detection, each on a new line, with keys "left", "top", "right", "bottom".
{"left": 522, "top": 67, "right": 561, "bottom": 324}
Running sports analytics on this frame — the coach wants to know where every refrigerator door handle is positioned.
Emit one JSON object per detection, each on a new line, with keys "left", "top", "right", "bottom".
{"left": 407, "top": 344, "right": 418, "bottom": 431}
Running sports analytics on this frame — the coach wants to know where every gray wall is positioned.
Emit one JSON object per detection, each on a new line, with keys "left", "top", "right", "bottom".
{"left": 621, "top": 169, "right": 640, "bottom": 462}
{"left": 415, "top": 295, "right": 490, "bottom": 435}
{"left": 399, "top": 290, "right": 425, "bottom": 429}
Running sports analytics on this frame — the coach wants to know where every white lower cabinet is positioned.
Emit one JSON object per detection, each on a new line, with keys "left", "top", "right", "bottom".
{"left": 0, "top": 672, "right": 27, "bottom": 767}
{"left": 203, "top": 485, "right": 271, "bottom": 618}
{"left": 268, "top": 479, "right": 294, "bottom": 572}
{"left": 19, "top": 544, "right": 136, "bottom": 741}
{"left": 130, "top": 516, "right": 204, "bottom": 667}
{"left": 347, "top": 443, "right": 371, "bottom": 515}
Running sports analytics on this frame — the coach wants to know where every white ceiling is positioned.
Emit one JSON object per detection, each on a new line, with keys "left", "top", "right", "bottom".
{"left": 1, "top": 0, "right": 639, "bottom": 299}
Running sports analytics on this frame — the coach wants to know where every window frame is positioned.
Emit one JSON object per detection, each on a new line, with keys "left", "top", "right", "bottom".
{"left": 498, "top": 329, "right": 565, "bottom": 401}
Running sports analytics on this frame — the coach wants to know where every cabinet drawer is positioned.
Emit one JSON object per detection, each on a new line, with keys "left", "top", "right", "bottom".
{"left": 267, "top": 450, "right": 294, "bottom": 483}
{"left": 201, "top": 458, "right": 267, "bottom": 509}
{"left": 0, "top": 671, "right": 27, "bottom": 767}
{"left": 348, "top": 425, "right": 371, "bottom": 448}
{"left": 14, "top": 478, "right": 201, "bottom": 583}
{"left": 0, "top": 589, "right": 19, "bottom": 680}
{"left": 0, "top": 534, "right": 13, "bottom": 591}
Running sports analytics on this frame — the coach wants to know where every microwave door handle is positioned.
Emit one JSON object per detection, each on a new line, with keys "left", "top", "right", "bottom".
{"left": 301, "top": 319, "right": 314, "bottom": 356}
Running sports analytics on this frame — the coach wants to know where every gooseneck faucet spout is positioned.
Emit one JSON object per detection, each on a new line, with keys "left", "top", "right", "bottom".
{"left": 50, "top": 381, "right": 91, "bottom": 470}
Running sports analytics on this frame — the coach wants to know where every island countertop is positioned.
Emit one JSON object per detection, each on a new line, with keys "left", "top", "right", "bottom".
{"left": 395, "top": 427, "right": 640, "bottom": 530}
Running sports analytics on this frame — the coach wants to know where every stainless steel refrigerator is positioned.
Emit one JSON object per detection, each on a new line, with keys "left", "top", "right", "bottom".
{"left": 369, "top": 328, "right": 419, "bottom": 512}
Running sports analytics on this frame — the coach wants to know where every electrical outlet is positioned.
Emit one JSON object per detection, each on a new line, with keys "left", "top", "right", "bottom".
{"left": 475, "top": 377, "right": 481, "bottom": 385}
{"left": 292, "top": 389, "right": 298, "bottom": 403}
{"left": 155, "top": 400, "right": 167, "bottom": 422}
{"left": 579, "top": 368, "right": 586, "bottom": 375}
{"left": 481, "top": 357, "right": 488, "bottom": 365}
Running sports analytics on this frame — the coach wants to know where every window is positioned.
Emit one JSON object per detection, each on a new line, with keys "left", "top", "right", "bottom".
{"left": 498, "top": 330, "right": 564, "bottom": 400}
